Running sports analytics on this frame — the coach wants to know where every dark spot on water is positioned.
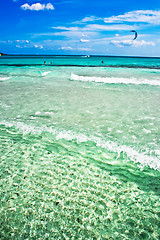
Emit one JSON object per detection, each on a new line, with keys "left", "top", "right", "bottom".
{"left": 10, "top": 197, "right": 15, "bottom": 200}
{"left": 56, "top": 202, "right": 59, "bottom": 205}
{"left": 77, "top": 217, "right": 80, "bottom": 223}
{"left": 24, "top": 176, "right": 27, "bottom": 179}
{"left": 15, "top": 192, "right": 20, "bottom": 196}
{"left": 139, "top": 232, "right": 148, "bottom": 238}
{"left": 156, "top": 212, "right": 160, "bottom": 218}
{"left": 68, "top": 166, "right": 70, "bottom": 168}
{"left": 155, "top": 187, "right": 158, "bottom": 190}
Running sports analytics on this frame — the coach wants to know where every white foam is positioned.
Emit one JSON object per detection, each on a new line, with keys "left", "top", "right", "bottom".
{"left": 71, "top": 73, "right": 160, "bottom": 86}
{"left": 143, "top": 128, "right": 151, "bottom": 134}
{"left": 0, "top": 120, "right": 160, "bottom": 171}
{"left": 35, "top": 111, "right": 54, "bottom": 116}
{"left": 0, "top": 77, "right": 10, "bottom": 81}
{"left": 41, "top": 71, "right": 50, "bottom": 76}
{"left": 0, "top": 102, "right": 10, "bottom": 108}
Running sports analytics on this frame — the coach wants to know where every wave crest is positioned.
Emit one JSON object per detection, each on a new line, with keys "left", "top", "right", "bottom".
{"left": 1, "top": 120, "right": 160, "bottom": 172}
{"left": 0, "top": 77, "right": 10, "bottom": 81}
{"left": 70, "top": 73, "right": 160, "bottom": 86}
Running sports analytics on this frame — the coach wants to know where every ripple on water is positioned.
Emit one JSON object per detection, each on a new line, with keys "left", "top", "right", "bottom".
{"left": 0, "top": 123, "right": 160, "bottom": 239}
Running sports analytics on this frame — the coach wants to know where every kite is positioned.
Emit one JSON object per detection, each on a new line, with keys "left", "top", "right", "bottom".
{"left": 130, "top": 30, "right": 138, "bottom": 40}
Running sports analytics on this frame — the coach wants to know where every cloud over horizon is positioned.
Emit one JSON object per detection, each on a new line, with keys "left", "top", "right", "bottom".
{"left": 110, "top": 39, "right": 155, "bottom": 47}
{"left": 59, "top": 46, "right": 73, "bottom": 50}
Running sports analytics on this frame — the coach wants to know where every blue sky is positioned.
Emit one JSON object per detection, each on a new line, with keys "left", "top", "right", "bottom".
{"left": 1, "top": 0, "right": 160, "bottom": 56}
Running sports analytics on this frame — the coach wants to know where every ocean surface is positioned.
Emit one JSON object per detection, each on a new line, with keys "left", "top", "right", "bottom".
{"left": 0, "top": 55, "right": 160, "bottom": 239}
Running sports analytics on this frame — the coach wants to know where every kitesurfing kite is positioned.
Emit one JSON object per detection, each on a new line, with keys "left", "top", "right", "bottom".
{"left": 130, "top": 30, "right": 138, "bottom": 40}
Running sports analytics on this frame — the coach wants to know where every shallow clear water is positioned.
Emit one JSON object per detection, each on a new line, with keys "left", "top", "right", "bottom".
{"left": 0, "top": 55, "right": 160, "bottom": 239}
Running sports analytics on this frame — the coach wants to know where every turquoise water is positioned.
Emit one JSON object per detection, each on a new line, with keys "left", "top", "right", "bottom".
{"left": 0, "top": 55, "right": 160, "bottom": 239}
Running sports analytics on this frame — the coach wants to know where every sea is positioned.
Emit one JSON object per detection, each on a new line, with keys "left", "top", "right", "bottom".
{"left": 0, "top": 55, "right": 160, "bottom": 240}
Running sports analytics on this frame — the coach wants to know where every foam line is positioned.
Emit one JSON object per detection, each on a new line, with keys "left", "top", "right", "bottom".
{"left": 70, "top": 73, "right": 160, "bottom": 86}
{"left": 0, "top": 77, "right": 10, "bottom": 81}
{"left": 0, "top": 120, "right": 160, "bottom": 171}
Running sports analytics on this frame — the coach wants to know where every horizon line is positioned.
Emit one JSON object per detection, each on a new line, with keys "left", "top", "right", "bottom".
{"left": 1, "top": 54, "right": 160, "bottom": 58}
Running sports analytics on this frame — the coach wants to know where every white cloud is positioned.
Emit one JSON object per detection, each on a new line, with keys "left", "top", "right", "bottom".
{"left": 73, "top": 10, "right": 160, "bottom": 26}
{"left": 80, "top": 39, "right": 90, "bottom": 42}
{"left": 15, "top": 45, "right": 28, "bottom": 48}
{"left": 59, "top": 46, "right": 73, "bottom": 50}
{"left": 82, "top": 33, "right": 87, "bottom": 37}
{"left": 85, "top": 24, "right": 136, "bottom": 31}
{"left": 77, "top": 47, "right": 91, "bottom": 51}
{"left": 14, "top": 40, "right": 30, "bottom": 45}
{"left": 46, "top": 3, "right": 54, "bottom": 10}
{"left": 73, "top": 16, "right": 102, "bottom": 24}
{"left": 21, "top": 3, "right": 54, "bottom": 11}
{"left": 33, "top": 31, "right": 97, "bottom": 39}
{"left": 52, "top": 23, "right": 136, "bottom": 35}
{"left": 16, "top": 45, "right": 23, "bottom": 48}
{"left": 80, "top": 16, "right": 102, "bottom": 23}
{"left": 52, "top": 26, "right": 79, "bottom": 31}
{"left": 110, "top": 39, "right": 155, "bottom": 47}
{"left": 59, "top": 46, "right": 91, "bottom": 51}
{"left": 34, "top": 44, "right": 43, "bottom": 48}
{"left": 16, "top": 40, "right": 29, "bottom": 43}
{"left": 53, "top": 31, "right": 82, "bottom": 37}
{"left": 104, "top": 10, "right": 160, "bottom": 24}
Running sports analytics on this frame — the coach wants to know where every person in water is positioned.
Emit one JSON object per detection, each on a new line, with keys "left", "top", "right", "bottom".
{"left": 44, "top": 61, "right": 46, "bottom": 65}
{"left": 102, "top": 61, "right": 104, "bottom": 64}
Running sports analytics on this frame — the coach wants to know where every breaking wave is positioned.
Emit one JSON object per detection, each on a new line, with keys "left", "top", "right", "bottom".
{"left": 41, "top": 71, "right": 51, "bottom": 76}
{"left": 70, "top": 73, "right": 160, "bottom": 86}
{"left": 0, "top": 77, "right": 10, "bottom": 81}
{"left": 1, "top": 120, "right": 160, "bottom": 172}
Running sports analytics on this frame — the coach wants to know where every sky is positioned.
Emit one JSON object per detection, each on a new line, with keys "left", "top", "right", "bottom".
{"left": 0, "top": 0, "right": 160, "bottom": 56}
